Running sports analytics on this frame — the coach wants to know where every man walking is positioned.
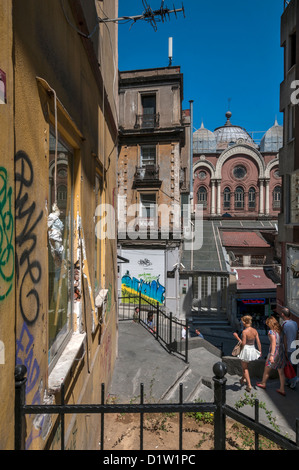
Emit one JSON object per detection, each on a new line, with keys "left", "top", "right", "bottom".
{"left": 280, "top": 307, "right": 299, "bottom": 389}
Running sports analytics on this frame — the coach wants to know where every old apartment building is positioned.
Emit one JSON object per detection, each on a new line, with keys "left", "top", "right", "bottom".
{"left": 117, "top": 66, "right": 190, "bottom": 318}
{"left": 0, "top": 0, "right": 118, "bottom": 450}
{"left": 278, "top": 0, "right": 299, "bottom": 325}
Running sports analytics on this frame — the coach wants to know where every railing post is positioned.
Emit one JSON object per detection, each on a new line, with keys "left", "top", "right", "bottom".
{"left": 254, "top": 399, "right": 259, "bottom": 450}
{"left": 169, "top": 312, "right": 173, "bottom": 348}
{"left": 139, "top": 291, "right": 141, "bottom": 322}
{"left": 15, "top": 364, "right": 27, "bottom": 450}
{"left": 185, "top": 321, "right": 188, "bottom": 363}
{"left": 213, "top": 362, "right": 227, "bottom": 450}
{"left": 156, "top": 302, "right": 159, "bottom": 340}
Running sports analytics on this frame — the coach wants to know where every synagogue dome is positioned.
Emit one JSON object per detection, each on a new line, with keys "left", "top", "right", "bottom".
{"left": 260, "top": 119, "right": 283, "bottom": 152}
{"left": 213, "top": 111, "right": 257, "bottom": 150}
{"left": 193, "top": 122, "right": 217, "bottom": 153}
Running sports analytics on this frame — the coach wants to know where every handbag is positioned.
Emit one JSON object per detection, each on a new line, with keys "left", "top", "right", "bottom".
{"left": 232, "top": 341, "right": 242, "bottom": 357}
{"left": 284, "top": 360, "right": 296, "bottom": 379}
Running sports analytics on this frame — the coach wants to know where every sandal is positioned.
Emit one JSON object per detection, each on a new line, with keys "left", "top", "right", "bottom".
{"left": 256, "top": 383, "right": 266, "bottom": 389}
{"left": 245, "top": 386, "right": 252, "bottom": 393}
{"left": 276, "top": 389, "right": 286, "bottom": 397}
{"left": 240, "top": 378, "right": 246, "bottom": 385}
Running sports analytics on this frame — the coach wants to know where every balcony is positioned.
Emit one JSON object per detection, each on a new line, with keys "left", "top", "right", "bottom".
{"left": 134, "top": 113, "right": 160, "bottom": 129}
{"left": 132, "top": 165, "right": 162, "bottom": 189}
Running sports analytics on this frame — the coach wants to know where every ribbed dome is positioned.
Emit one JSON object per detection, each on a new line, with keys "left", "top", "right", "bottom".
{"left": 260, "top": 119, "right": 283, "bottom": 152}
{"left": 213, "top": 111, "right": 256, "bottom": 150}
{"left": 193, "top": 122, "right": 217, "bottom": 153}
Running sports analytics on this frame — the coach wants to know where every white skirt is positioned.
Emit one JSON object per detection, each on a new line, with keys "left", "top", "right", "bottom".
{"left": 238, "top": 344, "right": 261, "bottom": 362}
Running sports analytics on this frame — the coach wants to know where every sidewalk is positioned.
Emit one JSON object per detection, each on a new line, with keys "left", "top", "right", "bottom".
{"left": 109, "top": 321, "right": 299, "bottom": 442}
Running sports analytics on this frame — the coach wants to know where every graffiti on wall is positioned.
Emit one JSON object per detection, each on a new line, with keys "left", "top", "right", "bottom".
{"left": 15, "top": 151, "right": 43, "bottom": 325}
{"left": 121, "top": 272, "right": 165, "bottom": 304}
{"left": 15, "top": 151, "right": 46, "bottom": 448}
{"left": 16, "top": 322, "right": 48, "bottom": 448}
{"left": 0, "top": 167, "right": 14, "bottom": 301}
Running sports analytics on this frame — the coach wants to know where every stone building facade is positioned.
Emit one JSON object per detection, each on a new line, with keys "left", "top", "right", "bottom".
{"left": 278, "top": 0, "right": 299, "bottom": 326}
{"left": 117, "top": 66, "right": 190, "bottom": 318}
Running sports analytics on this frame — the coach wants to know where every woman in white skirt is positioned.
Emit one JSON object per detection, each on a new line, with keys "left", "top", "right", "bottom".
{"left": 233, "top": 315, "right": 262, "bottom": 392}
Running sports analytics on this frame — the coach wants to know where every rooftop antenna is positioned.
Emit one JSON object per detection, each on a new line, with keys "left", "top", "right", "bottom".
{"left": 168, "top": 37, "right": 173, "bottom": 66}
{"left": 96, "top": 1, "right": 185, "bottom": 32}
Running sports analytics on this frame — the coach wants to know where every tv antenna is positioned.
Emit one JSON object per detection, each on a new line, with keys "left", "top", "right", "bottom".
{"left": 98, "top": 1, "right": 186, "bottom": 32}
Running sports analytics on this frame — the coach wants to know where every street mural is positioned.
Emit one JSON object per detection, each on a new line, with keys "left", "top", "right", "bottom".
{"left": 121, "top": 272, "right": 165, "bottom": 304}
{"left": 120, "top": 249, "right": 166, "bottom": 304}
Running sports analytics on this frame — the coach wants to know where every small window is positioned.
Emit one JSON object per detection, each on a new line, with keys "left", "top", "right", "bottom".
{"left": 234, "top": 186, "right": 244, "bottom": 209}
{"left": 140, "top": 145, "right": 156, "bottom": 166}
{"left": 140, "top": 193, "right": 157, "bottom": 218}
{"left": 248, "top": 187, "right": 256, "bottom": 209}
{"left": 197, "top": 186, "right": 207, "bottom": 207}
{"left": 141, "top": 95, "right": 156, "bottom": 127}
{"left": 223, "top": 187, "right": 231, "bottom": 209}
{"left": 233, "top": 165, "right": 247, "bottom": 180}
{"left": 273, "top": 186, "right": 281, "bottom": 209}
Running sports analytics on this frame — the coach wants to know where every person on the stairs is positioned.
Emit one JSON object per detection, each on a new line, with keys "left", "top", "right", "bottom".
{"left": 233, "top": 315, "right": 262, "bottom": 392}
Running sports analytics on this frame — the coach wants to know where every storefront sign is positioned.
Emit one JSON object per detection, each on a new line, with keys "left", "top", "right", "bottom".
{"left": 240, "top": 298, "right": 266, "bottom": 305}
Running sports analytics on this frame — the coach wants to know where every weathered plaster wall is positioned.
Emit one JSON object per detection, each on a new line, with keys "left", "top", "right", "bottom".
{"left": 0, "top": 0, "right": 15, "bottom": 451}
{"left": 10, "top": 0, "right": 118, "bottom": 450}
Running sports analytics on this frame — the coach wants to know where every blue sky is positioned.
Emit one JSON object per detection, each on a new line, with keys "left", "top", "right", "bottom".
{"left": 118, "top": 0, "right": 284, "bottom": 141}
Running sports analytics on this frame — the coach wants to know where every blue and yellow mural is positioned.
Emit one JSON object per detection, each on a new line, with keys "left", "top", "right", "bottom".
{"left": 121, "top": 272, "right": 165, "bottom": 305}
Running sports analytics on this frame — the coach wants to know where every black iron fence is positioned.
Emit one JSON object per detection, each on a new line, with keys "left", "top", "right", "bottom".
{"left": 118, "top": 292, "right": 188, "bottom": 363}
{"left": 15, "top": 362, "right": 299, "bottom": 451}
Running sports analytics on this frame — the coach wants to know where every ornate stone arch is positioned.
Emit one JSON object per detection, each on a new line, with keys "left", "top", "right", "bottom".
{"left": 193, "top": 159, "right": 216, "bottom": 178}
{"left": 265, "top": 157, "right": 279, "bottom": 179}
{"left": 215, "top": 144, "right": 265, "bottom": 180}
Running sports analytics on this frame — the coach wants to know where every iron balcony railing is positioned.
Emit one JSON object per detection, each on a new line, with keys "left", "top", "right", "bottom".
{"left": 132, "top": 165, "right": 161, "bottom": 188}
{"left": 134, "top": 113, "right": 160, "bottom": 129}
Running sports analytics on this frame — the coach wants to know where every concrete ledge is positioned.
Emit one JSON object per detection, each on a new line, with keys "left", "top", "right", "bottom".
{"left": 48, "top": 333, "right": 86, "bottom": 393}
{"left": 188, "top": 337, "right": 223, "bottom": 358}
{"left": 222, "top": 356, "right": 279, "bottom": 380}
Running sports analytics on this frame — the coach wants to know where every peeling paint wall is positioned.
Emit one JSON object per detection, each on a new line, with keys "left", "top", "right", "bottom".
{"left": 0, "top": 0, "right": 15, "bottom": 450}
{"left": 1, "top": 0, "right": 118, "bottom": 450}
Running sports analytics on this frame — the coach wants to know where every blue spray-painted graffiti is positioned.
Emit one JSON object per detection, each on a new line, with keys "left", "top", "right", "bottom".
{"left": 121, "top": 274, "right": 165, "bottom": 304}
{"left": 16, "top": 322, "right": 44, "bottom": 448}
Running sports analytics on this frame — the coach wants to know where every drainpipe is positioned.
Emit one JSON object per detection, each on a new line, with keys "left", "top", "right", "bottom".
{"left": 189, "top": 100, "right": 194, "bottom": 271}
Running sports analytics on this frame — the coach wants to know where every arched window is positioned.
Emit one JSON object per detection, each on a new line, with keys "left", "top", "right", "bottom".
{"left": 248, "top": 187, "right": 256, "bottom": 209}
{"left": 198, "top": 186, "right": 207, "bottom": 207}
{"left": 234, "top": 186, "right": 244, "bottom": 209}
{"left": 223, "top": 187, "right": 231, "bottom": 209}
{"left": 273, "top": 186, "right": 281, "bottom": 209}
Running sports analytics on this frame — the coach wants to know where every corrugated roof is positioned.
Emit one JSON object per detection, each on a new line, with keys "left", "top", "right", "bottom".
{"left": 235, "top": 268, "right": 277, "bottom": 290}
{"left": 221, "top": 231, "right": 270, "bottom": 248}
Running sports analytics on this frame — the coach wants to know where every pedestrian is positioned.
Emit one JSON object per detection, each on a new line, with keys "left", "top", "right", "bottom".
{"left": 133, "top": 307, "right": 139, "bottom": 322}
{"left": 181, "top": 326, "right": 190, "bottom": 340}
{"left": 195, "top": 328, "right": 204, "bottom": 339}
{"left": 257, "top": 316, "right": 286, "bottom": 396}
{"left": 233, "top": 315, "right": 262, "bottom": 393}
{"left": 280, "top": 307, "right": 299, "bottom": 389}
{"left": 147, "top": 312, "right": 156, "bottom": 333}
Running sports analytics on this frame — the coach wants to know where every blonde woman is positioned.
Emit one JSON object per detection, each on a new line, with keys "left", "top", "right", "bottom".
{"left": 234, "top": 315, "right": 262, "bottom": 392}
{"left": 257, "top": 316, "right": 286, "bottom": 396}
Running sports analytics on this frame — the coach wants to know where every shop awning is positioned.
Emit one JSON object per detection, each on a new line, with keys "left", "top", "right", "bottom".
{"left": 235, "top": 268, "right": 277, "bottom": 290}
{"left": 221, "top": 231, "right": 270, "bottom": 248}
